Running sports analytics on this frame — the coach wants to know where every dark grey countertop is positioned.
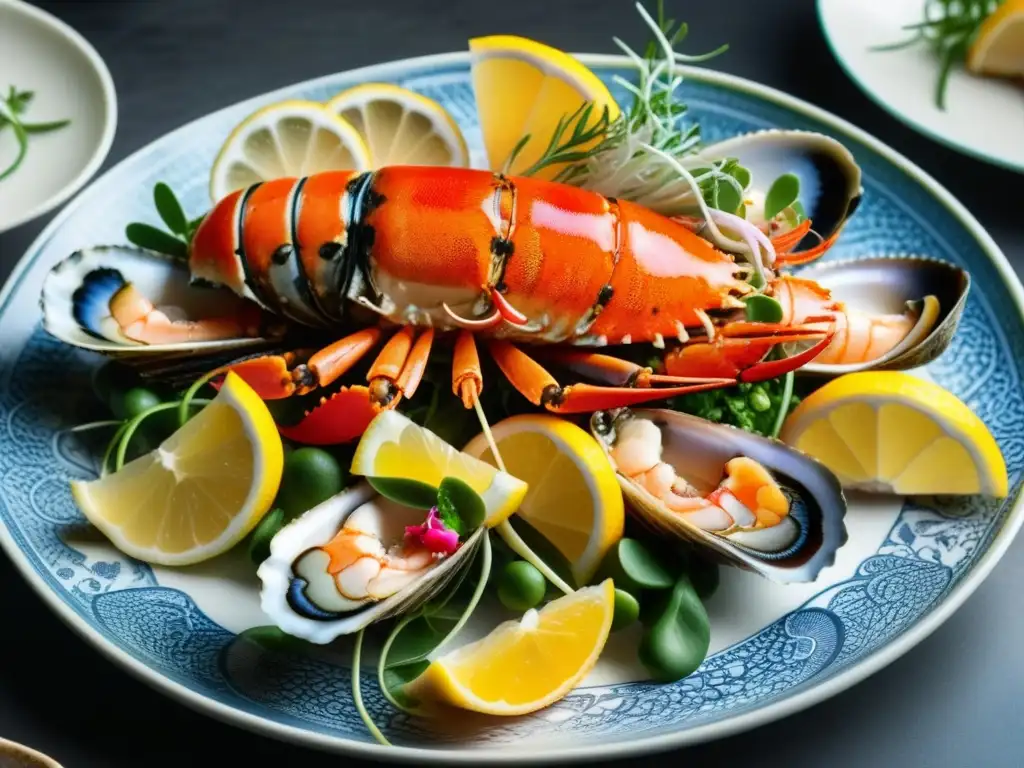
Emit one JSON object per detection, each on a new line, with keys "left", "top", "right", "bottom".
{"left": 1, "top": 1, "right": 1022, "bottom": 765}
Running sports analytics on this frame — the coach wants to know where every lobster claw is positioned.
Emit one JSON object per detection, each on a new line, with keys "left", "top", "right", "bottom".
{"left": 664, "top": 322, "right": 837, "bottom": 382}
{"left": 277, "top": 385, "right": 378, "bottom": 445}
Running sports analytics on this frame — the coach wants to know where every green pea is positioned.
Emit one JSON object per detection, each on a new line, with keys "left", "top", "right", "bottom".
{"left": 611, "top": 589, "right": 640, "bottom": 632}
{"left": 91, "top": 362, "right": 139, "bottom": 412}
{"left": 111, "top": 386, "right": 162, "bottom": 421}
{"left": 276, "top": 447, "right": 345, "bottom": 519}
{"left": 638, "top": 573, "right": 711, "bottom": 683}
{"left": 594, "top": 539, "right": 674, "bottom": 593}
{"left": 749, "top": 389, "right": 772, "bottom": 412}
{"left": 497, "top": 561, "right": 546, "bottom": 612}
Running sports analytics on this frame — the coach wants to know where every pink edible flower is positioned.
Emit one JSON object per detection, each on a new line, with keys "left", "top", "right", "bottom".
{"left": 404, "top": 507, "right": 460, "bottom": 556}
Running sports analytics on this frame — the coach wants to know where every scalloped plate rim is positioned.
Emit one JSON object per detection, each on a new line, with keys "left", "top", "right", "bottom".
{"left": 0, "top": 49, "right": 1022, "bottom": 764}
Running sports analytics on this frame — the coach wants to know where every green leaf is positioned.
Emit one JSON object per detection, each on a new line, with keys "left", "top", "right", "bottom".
{"left": 385, "top": 616, "right": 449, "bottom": 666}
{"left": 154, "top": 182, "right": 189, "bottom": 236}
{"left": 22, "top": 118, "right": 71, "bottom": 134}
{"left": 125, "top": 222, "right": 188, "bottom": 259}
{"left": 0, "top": 118, "right": 28, "bottom": 181}
{"left": 637, "top": 572, "right": 711, "bottom": 682}
{"left": 435, "top": 491, "right": 464, "bottom": 537}
{"left": 595, "top": 538, "right": 675, "bottom": 592}
{"left": 237, "top": 625, "right": 308, "bottom": 653}
{"left": 382, "top": 660, "right": 430, "bottom": 709}
{"left": 713, "top": 180, "right": 742, "bottom": 215}
{"left": 764, "top": 173, "right": 800, "bottom": 221}
{"left": 366, "top": 476, "right": 438, "bottom": 509}
{"left": 438, "top": 476, "right": 485, "bottom": 531}
{"left": 11, "top": 89, "right": 33, "bottom": 114}
{"left": 743, "top": 294, "right": 784, "bottom": 324}
{"left": 729, "top": 164, "right": 751, "bottom": 190}
{"left": 248, "top": 508, "right": 285, "bottom": 565}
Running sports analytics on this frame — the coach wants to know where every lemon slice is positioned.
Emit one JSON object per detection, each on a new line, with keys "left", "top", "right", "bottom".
{"left": 325, "top": 83, "right": 469, "bottom": 167}
{"left": 350, "top": 410, "right": 528, "bottom": 527}
{"left": 209, "top": 99, "right": 371, "bottom": 201}
{"left": 779, "top": 372, "right": 1008, "bottom": 496}
{"left": 967, "top": 0, "right": 1024, "bottom": 78}
{"left": 407, "top": 579, "right": 615, "bottom": 715}
{"left": 469, "top": 35, "right": 620, "bottom": 178}
{"left": 71, "top": 373, "right": 284, "bottom": 566}
{"left": 462, "top": 414, "right": 624, "bottom": 586}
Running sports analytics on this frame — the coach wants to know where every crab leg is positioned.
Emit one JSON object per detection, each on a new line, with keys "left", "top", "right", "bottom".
{"left": 486, "top": 341, "right": 735, "bottom": 414}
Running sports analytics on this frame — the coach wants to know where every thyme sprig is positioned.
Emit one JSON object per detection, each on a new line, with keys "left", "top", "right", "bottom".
{"left": 0, "top": 86, "right": 71, "bottom": 182}
{"left": 872, "top": 0, "right": 1004, "bottom": 109}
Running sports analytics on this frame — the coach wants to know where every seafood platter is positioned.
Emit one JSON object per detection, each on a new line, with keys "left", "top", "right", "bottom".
{"left": 1, "top": 2, "right": 1020, "bottom": 760}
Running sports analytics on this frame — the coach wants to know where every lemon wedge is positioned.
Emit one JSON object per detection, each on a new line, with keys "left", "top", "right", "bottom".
{"left": 779, "top": 372, "right": 1007, "bottom": 497}
{"left": 325, "top": 83, "right": 469, "bottom": 167}
{"left": 350, "top": 410, "right": 528, "bottom": 527}
{"left": 71, "top": 373, "right": 284, "bottom": 566}
{"left": 967, "top": 0, "right": 1024, "bottom": 78}
{"left": 407, "top": 579, "right": 615, "bottom": 716}
{"left": 462, "top": 414, "right": 624, "bottom": 586}
{"left": 209, "top": 99, "right": 371, "bottom": 201}
{"left": 469, "top": 35, "right": 620, "bottom": 178}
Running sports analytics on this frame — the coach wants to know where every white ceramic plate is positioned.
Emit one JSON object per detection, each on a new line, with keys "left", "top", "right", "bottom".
{"left": 817, "top": 0, "right": 1024, "bottom": 173}
{"left": 0, "top": 0, "right": 117, "bottom": 233}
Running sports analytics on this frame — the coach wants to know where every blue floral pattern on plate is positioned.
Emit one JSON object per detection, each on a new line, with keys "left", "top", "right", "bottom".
{"left": 0, "top": 55, "right": 1021, "bottom": 757}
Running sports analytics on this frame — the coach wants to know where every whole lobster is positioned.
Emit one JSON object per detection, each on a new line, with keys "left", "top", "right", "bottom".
{"left": 105, "top": 165, "right": 838, "bottom": 435}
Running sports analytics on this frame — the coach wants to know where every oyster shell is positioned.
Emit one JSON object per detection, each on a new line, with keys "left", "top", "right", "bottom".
{"left": 794, "top": 254, "right": 970, "bottom": 375}
{"left": 257, "top": 481, "right": 482, "bottom": 644}
{"left": 695, "top": 129, "right": 863, "bottom": 254}
{"left": 590, "top": 407, "right": 848, "bottom": 583}
{"left": 40, "top": 245, "right": 280, "bottom": 356}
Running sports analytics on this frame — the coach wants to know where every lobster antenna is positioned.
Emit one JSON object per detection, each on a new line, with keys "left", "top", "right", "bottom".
{"left": 469, "top": 392, "right": 575, "bottom": 596}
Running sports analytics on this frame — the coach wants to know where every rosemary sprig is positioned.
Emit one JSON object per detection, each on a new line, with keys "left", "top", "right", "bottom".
{"left": 0, "top": 86, "right": 71, "bottom": 182}
{"left": 502, "top": 101, "right": 613, "bottom": 179}
{"left": 871, "top": 0, "right": 1004, "bottom": 109}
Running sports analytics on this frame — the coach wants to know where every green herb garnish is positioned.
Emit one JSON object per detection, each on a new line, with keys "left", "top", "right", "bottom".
{"left": 669, "top": 375, "right": 801, "bottom": 438}
{"left": 0, "top": 86, "right": 71, "bottom": 181}
{"left": 125, "top": 181, "right": 204, "bottom": 259}
{"left": 871, "top": 0, "right": 1004, "bottom": 109}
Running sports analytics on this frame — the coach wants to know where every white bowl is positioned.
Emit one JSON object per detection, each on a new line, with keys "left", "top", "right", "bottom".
{"left": 0, "top": 0, "right": 117, "bottom": 233}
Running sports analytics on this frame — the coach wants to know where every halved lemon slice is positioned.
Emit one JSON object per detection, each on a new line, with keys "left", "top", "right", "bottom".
{"left": 209, "top": 99, "right": 371, "bottom": 201}
{"left": 469, "top": 35, "right": 620, "bottom": 178}
{"left": 966, "top": 0, "right": 1024, "bottom": 78}
{"left": 350, "top": 410, "right": 528, "bottom": 527}
{"left": 462, "top": 414, "right": 624, "bottom": 586}
{"left": 407, "top": 579, "right": 615, "bottom": 715}
{"left": 70, "top": 372, "right": 285, "bottom": 566}
{"left": 779, "top": 371, "right": 1007, "bottom": 496}
{"left": 325, "top": 83, "right": 469, "bottom": 167}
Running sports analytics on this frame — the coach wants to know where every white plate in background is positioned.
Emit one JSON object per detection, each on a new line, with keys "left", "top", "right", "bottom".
{"left": 0, "top": 0, "right": 117, "bottom": 233}
{"left": 817, "top": 0, "right": 1024, "bottom": 173}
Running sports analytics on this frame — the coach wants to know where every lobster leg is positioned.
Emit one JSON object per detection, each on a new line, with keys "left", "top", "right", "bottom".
{"left": 366, "top": 327, "right": 436, "bottom": 409}
{"left": 452, "top": 330, "right": 484, "bottom": 408}
{"left": 486, "top": 341, "right": 735, "bottom": 414}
